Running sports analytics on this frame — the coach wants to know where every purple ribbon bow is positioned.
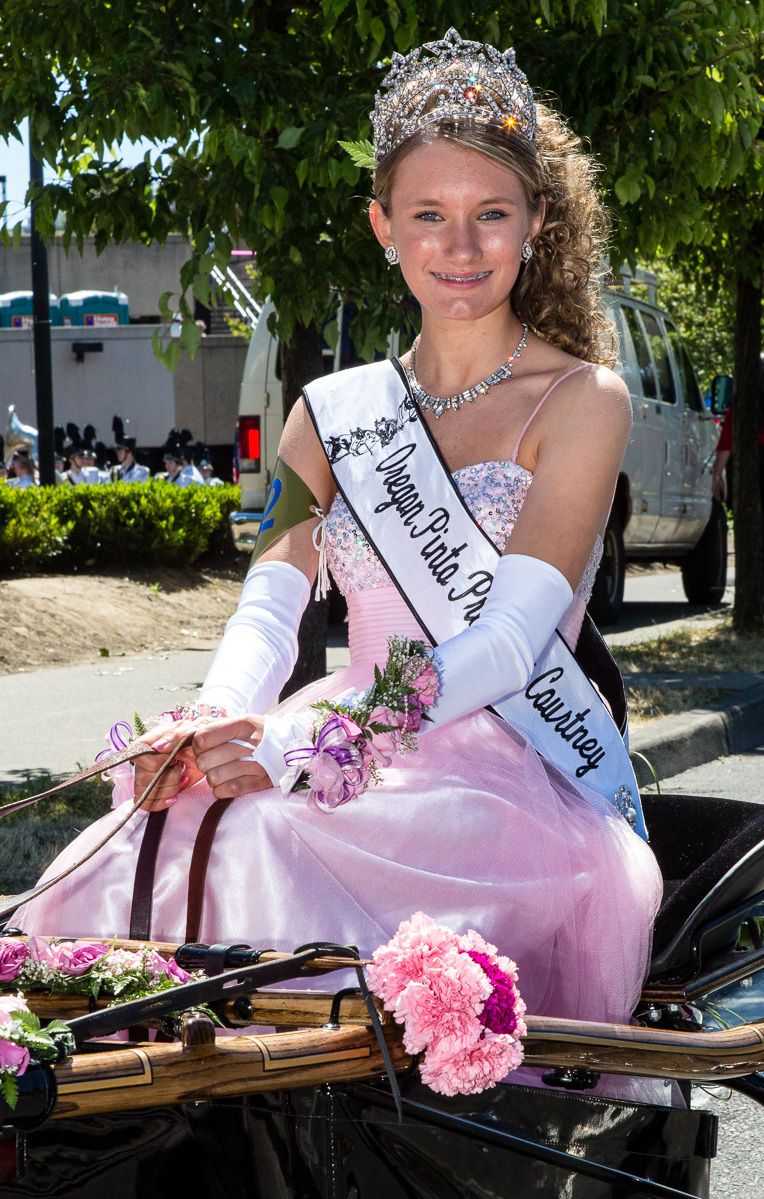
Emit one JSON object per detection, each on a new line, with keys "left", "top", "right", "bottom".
{"left": 282, "top": 715, "right": 366, "bottom": 811}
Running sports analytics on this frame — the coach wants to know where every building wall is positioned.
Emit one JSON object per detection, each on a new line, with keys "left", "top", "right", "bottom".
{"left": 1, "top": 326, "right": 245, "bottom": 451}
{"left": 0, "top": 234, "right": 192, "bottom": 321}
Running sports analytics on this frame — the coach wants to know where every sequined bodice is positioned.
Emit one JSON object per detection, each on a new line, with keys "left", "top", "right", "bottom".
{"left": 325, "top": 459, "right": 602, "bottom": 606}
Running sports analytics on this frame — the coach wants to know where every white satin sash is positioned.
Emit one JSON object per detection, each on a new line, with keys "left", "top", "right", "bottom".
{"left": 303, "top": 360, "right": 646, "bottom": 840}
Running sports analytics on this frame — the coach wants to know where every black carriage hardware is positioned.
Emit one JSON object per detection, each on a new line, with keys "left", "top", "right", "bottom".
{"left": 349, "top": 1084, "right": 702, "bottom": 1199}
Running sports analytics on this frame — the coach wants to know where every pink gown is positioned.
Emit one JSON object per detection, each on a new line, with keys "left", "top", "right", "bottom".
{"left": 15, "top": 460, "right": 664, "bottom": 1098}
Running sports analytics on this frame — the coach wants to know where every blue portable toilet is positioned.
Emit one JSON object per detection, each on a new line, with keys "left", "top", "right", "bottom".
{"left": 59, "top": 289, "right": 129, "bottom": 327}
{"left": 0, "top": 291, "right": 60, "bottom": 328}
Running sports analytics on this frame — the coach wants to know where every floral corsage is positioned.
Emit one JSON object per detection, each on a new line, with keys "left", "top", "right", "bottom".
{"left": 367, "top": 912, "right": 526, "bottom": 1097}
{"left": 280, "top": 636, "right": 439, "bottom": 812}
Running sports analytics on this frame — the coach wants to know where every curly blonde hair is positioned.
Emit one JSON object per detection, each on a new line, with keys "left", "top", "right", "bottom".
{"left": 373, "top": 104, "right": 617, "bottom": 367}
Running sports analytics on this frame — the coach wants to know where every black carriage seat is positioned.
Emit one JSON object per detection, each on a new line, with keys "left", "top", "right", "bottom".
{"left": 643, "top": 792, "right": 764, "bottom": 981}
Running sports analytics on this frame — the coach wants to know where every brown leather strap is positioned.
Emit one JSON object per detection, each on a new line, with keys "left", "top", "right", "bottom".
{"left": 1, "top": 733, "right": 194, "bottom": 922}
{"left": 129, "top": 809, "right": 170, "bottom": 941}
{"left": 185, "top": 797, "right": 236, "bottom": 943}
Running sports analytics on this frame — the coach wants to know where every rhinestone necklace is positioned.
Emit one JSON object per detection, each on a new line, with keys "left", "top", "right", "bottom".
{"left": 406, "top": 324, "right": 529, "bottom": 419}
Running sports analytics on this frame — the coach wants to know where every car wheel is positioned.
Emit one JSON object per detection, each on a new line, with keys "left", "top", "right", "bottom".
{"left": 588, "top": 511, "right": 625, "bottom": 627}
{"left": 680, "top": 499, "right": 728, "bottom": 605}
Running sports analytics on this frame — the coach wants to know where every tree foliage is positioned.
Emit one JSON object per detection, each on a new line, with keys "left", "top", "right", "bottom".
{"left": 1, "top": 0, "right": 762, "bottom": 360}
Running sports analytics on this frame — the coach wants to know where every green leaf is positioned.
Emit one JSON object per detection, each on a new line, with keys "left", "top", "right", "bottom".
{"left": 179, "top": 319, "right": 202, "bottom": 359}
{"left": 277, "top": 126, "right": 305, "bottom": 150}
{"left": 614, "top": 175, "right": 641, "bottom": 205}
{"left": 0, "top": 1073, "right": 17, "bottom": 1111}
{"left": 338, "top": 139, "right": 375, "bottom": 171}
{"left": 12, "top": 221, "right": 22, "bottom": 251}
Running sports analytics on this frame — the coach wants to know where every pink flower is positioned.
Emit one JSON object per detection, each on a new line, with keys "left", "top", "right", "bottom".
{"left": 420, "top": 1031, "right": 524, "bottom": 1096}
{"left": 393, "top": 953, "right": 490, "bottom": 1056}
{"left": 367, "top": 913, "right": 462, "bottom": 1007}
{"left": 146, "top": 952, "right": 191, "bottom": 985}
{"left": 0, "top": 995, "right": 29, "bottom": 1025}
{"left": 306, "top": 751, "right": 349, "bottom": 807}
{"left": 39, "top": 940, "right": 110, "bottom": 976}
{"left": 411, "top": 666, "right": 438, "bottom": 707}
{"left": 0, "top": 1039, "right": 29, "bottom": 1077}
{"left": 457, "top": 928, "right": 499, "bottom": 960}
{"left": 366, "top": 708, "right": 402, "bottom": 766}
{"left": 0, "top": 940, "right": 29, "bottom": 982}
{"left": 396, "top": 702, "right": 423, "bottom": 733}
{"left": 99, "top": 948, "right": 143, "bottom": 974}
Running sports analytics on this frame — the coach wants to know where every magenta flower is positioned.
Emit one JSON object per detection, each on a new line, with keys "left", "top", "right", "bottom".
{"left": 0, "top": 940, "right": 29, "bottom": 983}
{"left": 0, "top": 1039, "right": 29, "bottom": 1077}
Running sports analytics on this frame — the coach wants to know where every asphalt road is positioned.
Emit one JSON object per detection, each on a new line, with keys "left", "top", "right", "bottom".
{"left": 0, "top": 563, "right": 736, "bottom": 783}
{"left": 644, "top": 745, "right": 764, "bottom": 1198}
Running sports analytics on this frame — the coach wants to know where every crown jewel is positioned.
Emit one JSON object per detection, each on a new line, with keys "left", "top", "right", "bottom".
{"left": 371, "top": 28, "right": 537, "bottom": 165}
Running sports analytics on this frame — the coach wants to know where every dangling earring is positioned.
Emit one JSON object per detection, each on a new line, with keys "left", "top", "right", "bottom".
{"left": 384, "top": 244, "right": 400, "bottom": 267}
{"left": 521, "top": 241, "right": 534, "bottom": 263}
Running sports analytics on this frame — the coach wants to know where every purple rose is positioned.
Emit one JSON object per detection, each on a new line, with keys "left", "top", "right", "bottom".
{"left": 0, "top": 1038, "right": 29, "bottom": 1076}
{"left": 46, "top": 941, "right": 110, "bottom": 976}
{"left": 0, "top": 940, "right": 29, "bottom": 983}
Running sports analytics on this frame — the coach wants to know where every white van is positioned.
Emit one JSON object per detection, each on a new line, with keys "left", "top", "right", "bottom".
{"left": 232, "top": 272, "right": 725, "bottom": 624}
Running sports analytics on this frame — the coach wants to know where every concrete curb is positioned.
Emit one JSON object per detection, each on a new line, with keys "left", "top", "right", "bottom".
{"left": 630, "top": 681, "right": 764, "bottom": 786}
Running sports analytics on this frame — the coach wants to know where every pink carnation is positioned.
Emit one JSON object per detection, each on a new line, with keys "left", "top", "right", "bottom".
{"left": 0, "top": 940, "right": 29, "bottom": 982}
{"left": 367, "top": 913, "right": 462, "bottom": 1007}
{"left": 0, "top": 1039, "right": 29, "bottom": 1077}
{"left": 393, "top": 952, "right": 490, "bottom": 1056}
{"left": 0, "top": 995, "right": 29, "bottom": 1025}
{"left": 420, "top": 1031, "right": 524, "bottom": 1096}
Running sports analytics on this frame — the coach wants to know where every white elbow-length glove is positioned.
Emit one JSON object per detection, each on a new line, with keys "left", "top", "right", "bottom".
{"left": 253, "top": 554, "right": 573, "bottom": 789}
{"left": 198, "top": 560, "right": 311, "bottom": 718}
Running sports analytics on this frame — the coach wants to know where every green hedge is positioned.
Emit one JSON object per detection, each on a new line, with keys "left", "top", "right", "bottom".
{"left": 0, "top": 481, "right": 241, "bottom": 569}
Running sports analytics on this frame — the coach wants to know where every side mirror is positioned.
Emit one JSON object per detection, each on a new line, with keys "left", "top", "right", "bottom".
{"left": 709, "top": 375, "right": 733, "bottom": 416}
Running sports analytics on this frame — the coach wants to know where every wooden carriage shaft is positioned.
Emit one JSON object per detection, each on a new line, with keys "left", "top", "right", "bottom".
{"left": 44, "top": 1013, "right": 764, "bottom": 1119}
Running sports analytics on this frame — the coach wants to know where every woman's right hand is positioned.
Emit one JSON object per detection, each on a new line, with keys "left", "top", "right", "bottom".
{"left": 132, "top": 720, "right": 204, "bottom": 812}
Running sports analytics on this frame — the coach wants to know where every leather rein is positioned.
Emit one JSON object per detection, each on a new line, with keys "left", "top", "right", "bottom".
{"left": 0, "top": 736, "right": 193, "bottom": 921}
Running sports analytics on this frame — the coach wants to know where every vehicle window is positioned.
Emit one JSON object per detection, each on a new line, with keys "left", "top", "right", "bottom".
{"left": 665, "top": 322, "right": 704, "bottom": 412}
{"left": 640, "top": 312, "right": 676, "bottom": 404}
{"left": 613, "top": 305, "right": 641, "bottom": 395}
{"left": 621, "top": 305, "right": 657, "bottom": 399}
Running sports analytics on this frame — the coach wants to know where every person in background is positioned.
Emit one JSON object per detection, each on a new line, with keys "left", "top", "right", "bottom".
{"left": 0, "top": 435, "right": 6, "bottom": 481}
{"left": 112, "top": 415, "right": 150, "bottom": 483}
{"left": 199, "top": 448, "right": 224, "bottom": 487}
{"left": 178, "top": 444, "right": 204, "bottom": 487}
{"left": 6, "top": 447, "right": 38, "bottom": 488}
{"left": 65, "top": 425, "right": 110, "bottom": 486}
{"left": 711, "top": 353, "right": 764, "bottom": 510}
{"left": 161, "top": 428, "right": 203, "bottom": 486}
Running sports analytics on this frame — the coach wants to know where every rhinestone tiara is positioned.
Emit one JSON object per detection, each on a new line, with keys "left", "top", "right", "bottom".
{"left": 371, "top": 28, "right": 537, "bottom": 165}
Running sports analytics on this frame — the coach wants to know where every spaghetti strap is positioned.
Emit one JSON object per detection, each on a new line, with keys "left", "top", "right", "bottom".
{"left": 511, "top": 362, "right": 593, "bottom": 464}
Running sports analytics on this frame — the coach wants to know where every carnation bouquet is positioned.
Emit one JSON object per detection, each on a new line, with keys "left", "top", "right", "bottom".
{"left": 281, "top": 635, "right": 440, "bottom": 811}
{"left": 367, "top": 913, "right": 526, "bottom": 1097}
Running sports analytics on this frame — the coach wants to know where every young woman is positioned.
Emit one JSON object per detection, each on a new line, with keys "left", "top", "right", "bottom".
{"left": 16, "top": 31, "right": 663, "bottom": 1099}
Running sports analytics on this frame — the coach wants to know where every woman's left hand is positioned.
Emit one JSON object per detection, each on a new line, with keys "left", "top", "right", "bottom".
{"left": 192, "top": 715, "right": 273, "bottom": 799}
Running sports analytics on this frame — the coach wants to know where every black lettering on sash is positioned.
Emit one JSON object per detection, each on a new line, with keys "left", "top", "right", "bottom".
{"left": 525, "top": 670, "right": 605, "bottom": 777}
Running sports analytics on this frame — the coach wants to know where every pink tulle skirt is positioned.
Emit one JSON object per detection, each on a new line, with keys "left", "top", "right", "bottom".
{"left": 15, "top": 587, "right": 665, "bottom": 1102}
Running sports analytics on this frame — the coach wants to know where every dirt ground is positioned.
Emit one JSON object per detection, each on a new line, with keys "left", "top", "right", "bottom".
{"left": 0, "top": 563, "right": 247, "bottom": 675}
